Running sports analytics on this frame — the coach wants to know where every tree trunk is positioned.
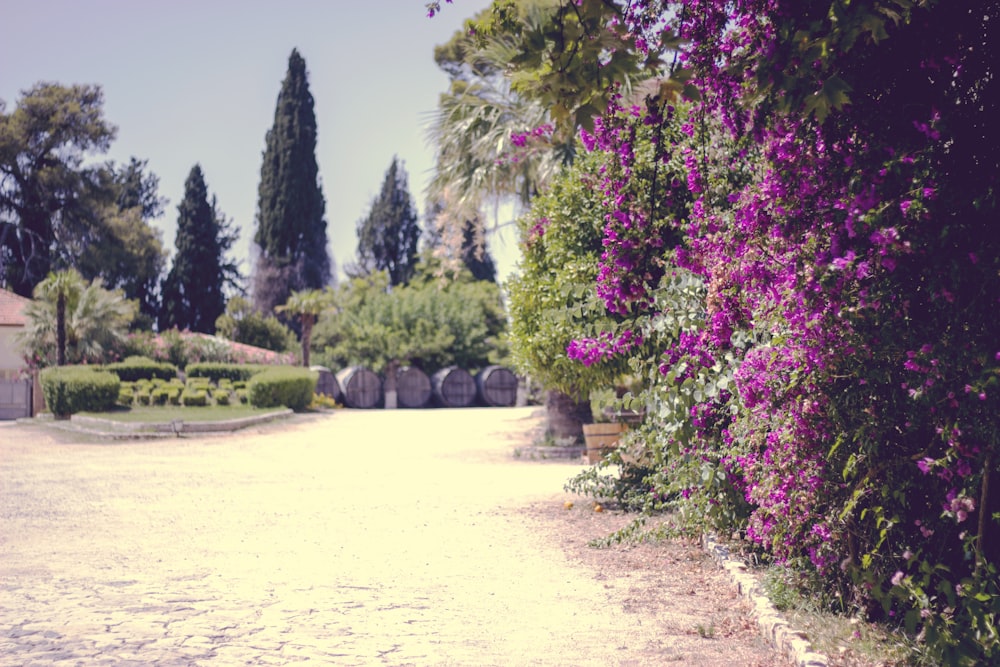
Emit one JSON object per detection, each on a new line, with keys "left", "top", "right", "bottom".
{"left": 56, "top": 292, "right": 66, "bottom": 366}
{"left": 545, "top": 390, "right": 592, "bottom": 444}
{"left": 300, "top": 315, "right": 314, "bottom": 367}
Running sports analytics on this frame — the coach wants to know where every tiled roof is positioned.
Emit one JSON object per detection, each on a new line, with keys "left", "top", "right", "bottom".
{"left": 185, "top": 332, "right": 295, "bottom": 365}
{"left": 0, "top": 288, "right": 31, "bottom": 327}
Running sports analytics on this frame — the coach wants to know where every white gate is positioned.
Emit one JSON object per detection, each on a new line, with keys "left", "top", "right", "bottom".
{"left": 0, "top": 378, "right": 31, "bottom": 420}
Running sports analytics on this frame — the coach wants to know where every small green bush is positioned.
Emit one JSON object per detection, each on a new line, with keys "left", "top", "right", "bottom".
{"left": 105, "top": 356, "right": 178, "bottom": 382}
{"left": 151, "top": 387, "right": 171, "bottom": 406}
{"left": 212, "top": 389, "right": 232, "bottom": 406}
{"left": 247, "top": 366, "right": 317, "bottom": 411}
{"left": 40, "top": 366, "right": 120, "bottom": 417}
{"left": 181, "top": 389, "right": 208, "bottom": 407}
{"left": 186, "top": 377, "right": 211, "bottom": 391}
{"left": 185, "top": 362, "right": 265, "bottom": 384}
{"left": 309, "top": 392, "right": 340, "bottom": 410}
{"left": 117, "top": 387, "right": 134, "bottom": 406}
{"left": 167, "top": 387, "right": 182, "bottom": 405}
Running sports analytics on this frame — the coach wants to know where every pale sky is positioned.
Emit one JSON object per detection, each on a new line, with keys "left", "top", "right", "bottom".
{"left": 0, "top": 0, "right": 521, "bottom": 287}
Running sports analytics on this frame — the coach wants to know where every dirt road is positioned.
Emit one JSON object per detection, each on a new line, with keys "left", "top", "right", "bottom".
{"left": 0, "top": 408, "right": 785, "bottom": 666}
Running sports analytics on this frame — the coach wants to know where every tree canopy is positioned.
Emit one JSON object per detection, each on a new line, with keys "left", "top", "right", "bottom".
{"left": 312, "top": 269, "right": 507, "bottom": 374}
{"left": 72, "top": 158, "right": 167, "bottom": 328}
{"left": 0, "top": 83, "right": 116, "bottom": 296}
{"left": 215, "top": 296, "right": 295, "bottom": 353}
{"left": 252, "top": 48, "right": 331, "bottom": 314}
{"left": 0, "top": 85, "right": 167, "bottom": 324}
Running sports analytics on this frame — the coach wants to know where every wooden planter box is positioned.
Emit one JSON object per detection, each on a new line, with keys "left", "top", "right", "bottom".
{"left": 582, "top": 422, "right": 628, "bottom": 464}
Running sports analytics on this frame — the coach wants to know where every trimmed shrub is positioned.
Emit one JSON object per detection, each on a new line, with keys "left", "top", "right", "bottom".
{"left": 186, "top": 378, "right": 211, "bottom": 392}
{"left": 181, "top": 389, "right": 208, "bottom": 407}
{"left": 247, "top": 367, "right": 317, "bottom": 411}
{"left": 212, "top": 389, "right": 232, "bottom": 406}
{"left": 185, "top": 362, "right": 266, "bottom": 384}
{"left": 167, "top": 387, "right": 182, "bottom": 406}
{"left": 117, "top": 386, "right": 134, "bottom": 407}
{"left": 133, "top": 386, "right": 152, "bottom": 406}
{"left": 40, "top": 366, "right": 120, "bottom": 417}
{"left": 151, "top": 387, "right": 172, "bottom": 406}
{"left": 105, "top": 356, "right": 178, "bottom": 382}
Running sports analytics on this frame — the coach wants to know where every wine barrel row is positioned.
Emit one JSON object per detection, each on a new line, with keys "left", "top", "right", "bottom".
{"left": 311, "top": 365, "right": 519, "bottom": 409}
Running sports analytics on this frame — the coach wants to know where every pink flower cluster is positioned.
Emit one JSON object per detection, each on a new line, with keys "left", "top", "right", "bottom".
{"left": 566, "top": 329, "right": 641, "bottom": 367}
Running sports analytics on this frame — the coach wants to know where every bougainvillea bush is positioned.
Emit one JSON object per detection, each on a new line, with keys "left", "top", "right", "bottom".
{"left": 433, "top": 0, "right": 999, "bottom": 662}
{"left": 569, "top": 2, "right": 999, "bottom": 663}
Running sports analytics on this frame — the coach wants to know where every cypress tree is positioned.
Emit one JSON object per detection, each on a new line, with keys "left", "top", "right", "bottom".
{"left": 159, "top": 165, "right": 236, "bottom": 333}
{"left": 252, "top": 48, "right": 330, "bottom": 313}
{"left": 353, "top": 157, "right": 421, "bottom": 286}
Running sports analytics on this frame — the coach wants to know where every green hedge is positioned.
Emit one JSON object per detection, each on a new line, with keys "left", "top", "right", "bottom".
{"left": 40, "top": 366, "right": 120, "bottom": 417}
{"left": 105, "top": 356, "right": 178, "bottom": 382}
{"left": 185, "top": 362, "right": 266, "bottom": 384}
{"left": 247, "top": 367, "right": 317, "bottom": 411}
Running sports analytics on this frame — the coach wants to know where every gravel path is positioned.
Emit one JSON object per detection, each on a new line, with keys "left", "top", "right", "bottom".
{"left": 0, "top": 407, "right": 786, "bottom": 666}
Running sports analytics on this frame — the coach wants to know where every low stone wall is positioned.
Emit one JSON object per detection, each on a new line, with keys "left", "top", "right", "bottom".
{"left": 68, "top": 409, "right": 293, "bottom": 436}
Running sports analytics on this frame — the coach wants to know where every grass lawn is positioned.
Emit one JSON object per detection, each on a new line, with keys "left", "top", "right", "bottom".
{"left": 77, "top": 405, "right": 289, "bottom": 423}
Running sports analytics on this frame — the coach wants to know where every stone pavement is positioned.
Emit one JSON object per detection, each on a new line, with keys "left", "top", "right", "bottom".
{"left": 0, "top": 408, "right": 785, "bottom": 666}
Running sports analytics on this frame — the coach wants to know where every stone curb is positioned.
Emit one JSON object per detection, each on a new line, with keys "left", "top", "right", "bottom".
{"left": 26, "top": 409, "right": 293, "bottom": 440}
{"left": 514, "top": 444, "right": 586, "bottom": 460}
{"left": 703, "top": 534, "right": 830, "bottom": 667}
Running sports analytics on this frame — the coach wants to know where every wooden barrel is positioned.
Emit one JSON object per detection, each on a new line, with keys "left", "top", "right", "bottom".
{"left": 310, "top": 366, "right": 342, "bottom": 402}
{"left": 335, "top": 366, "right": 382, "bottom": 409}
{"left": 431, "top": 366, "right": 477, "bottom": 408}
{"left": 475, "top": 366, "right": 518, "bottom": 407}
{"left": 396, "top": 366, "right": 432, "bottom": 408}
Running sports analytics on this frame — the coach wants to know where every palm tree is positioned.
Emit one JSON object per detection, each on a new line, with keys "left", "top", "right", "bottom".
{"left": 276, "top": 289, "right": 333, "bottom": 367}
{"left": 19, "top": 270, "right": 136, "bottom": 366}
{"left": 69, "top": 279, "right": 138, "bottom": 362}
{"left": 426, "top": 79, "right": 566, "bottom": 212}
{"left": 33, "top": 270, "right": 85, "bottom": 366}
{"left": 426, "top": 21, "right": 593, "bottom": 442}
{"left": 425, "top": 23, "right": 575, "bottom": 275}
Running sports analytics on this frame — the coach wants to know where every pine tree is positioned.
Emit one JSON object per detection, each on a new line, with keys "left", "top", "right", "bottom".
{"left": 352, "top": 157, "right": 421, "bottom": 286}
{"left": 252, "top": 48, "right": 330, "bottom": 314}
{"left": 159, "top": 165, "right": 237, "bottom": 333}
